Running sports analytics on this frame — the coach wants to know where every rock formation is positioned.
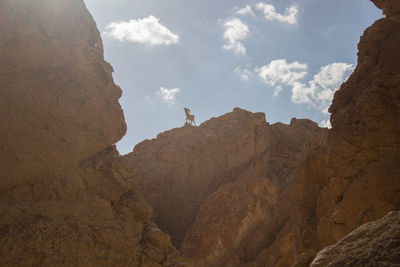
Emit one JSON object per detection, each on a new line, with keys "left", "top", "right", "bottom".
{"left": 0, "top": 0, "right": 183, "bottom": 265}
{"left": 315, "top": 0, "right": 400, "bottom": 247}
{"left": 127, "top": 108, "right": 328, "bottom": 265}
{"left": 262, "top": 0, "right": 400, "bottom": 265}
{"left": 127, "top": 0, "right": 400, "bottom": 265}
{"left": 1, "top": 0, "right": 399, "bottom": 266}
{"left": 311, "top": 211, "right": 400, "bottom": 267}
{"left": 0, "top": 0, "right": 126, "bottom": 189}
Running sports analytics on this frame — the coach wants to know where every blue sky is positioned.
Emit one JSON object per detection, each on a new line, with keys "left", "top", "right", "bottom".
{"left": 83, "top": 0, "right": 382, "bottom": 155}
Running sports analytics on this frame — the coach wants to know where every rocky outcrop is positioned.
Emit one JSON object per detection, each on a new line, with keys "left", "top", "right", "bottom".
{"left": 127, "top": 108, "right": 328, "bottom": 263}
{"left": 0, "top": 0, "right": 126, "bottom": 189}
{"left": 128, "top": 1, "right": 400, "bottom": 265}
{"left": 266, "top": 0, "right": 400, "bottom": 265}
{"left": 0, "top": 0, "right": 183, "bottom": 265}
{"left": 315, "top": 0, "right": 400, "bottom": 247}
{"left": 311, "top": 211, "right": 400, "bottom": 266}
{"left": 0, "top": 146, "right": 183, "bottom": 266}
{"left": 182, "top": 178, "right": 282, "bottom": 266}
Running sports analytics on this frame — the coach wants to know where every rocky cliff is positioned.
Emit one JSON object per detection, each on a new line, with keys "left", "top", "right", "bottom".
{"left": 127, "top": 108, "right": 328, "bottom": 265}
{"left": 1, "top": 0, "right": 399, "bottom": 266}
{"left": 127, "top": 0, "right": 400, "bottom": 266}
{"left": 0, "top": 0, "right": 183, "bottom": 265}
{"left": 263, "top": 0, "right": 400, "bottom": 265}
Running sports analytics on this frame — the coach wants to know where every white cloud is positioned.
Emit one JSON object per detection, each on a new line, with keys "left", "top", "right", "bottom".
{"left": 234, "top": 66, "right": 253, "bottom": 81}
{"left": 255, "top": 59, "right": 353, "bottom": 112}
{"left": 291, "top": 62, "right": 353, "bottom": 113}
{"left": 223, "top": 18, "right": 250, "bottom": 55}
{"left": 255, "top": 59, "right": 307, "bottom": 95}
{"left": 255, "top": 3, "right": 299, "bottom": 24}
{"left": 237, "top": 5, "right": 256, "bottom": 17}
{"left": 103, "top": 15, "right": 179, "bottom": 46}
{"left": 157, "top": 87, "right": 180, "bottom": 103}
{"left": 320, "top": 119, "right": 332, "bottom": 128}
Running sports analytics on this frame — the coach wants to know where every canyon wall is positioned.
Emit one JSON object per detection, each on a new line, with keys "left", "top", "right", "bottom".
{"left": 0, "top": 0, "right": 126, "bottom": 189}
{"left": 1, "top": 0, "right": 399, "bottom": 266}
{"left": 127, "top": 108, "right": 328, "bottom": 265}
{"left": 0, "top": 0, "right": 183, "bottom": 265}
{"left": 259, "top": 0, "right": 400, "bottom": 265}
{"left": 128, "top": 0, "right": 400, "bottom": 266}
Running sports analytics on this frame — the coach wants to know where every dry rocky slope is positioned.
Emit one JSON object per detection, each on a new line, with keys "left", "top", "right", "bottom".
{"left": 127, "top": 109, "right": 328, "bottom": 265}
{"left": 0, "top": 0, "right": 183, "bottom": 266}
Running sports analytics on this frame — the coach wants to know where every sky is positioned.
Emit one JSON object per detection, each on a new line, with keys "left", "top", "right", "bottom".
{"left": 83, "top": 0, "right": 382, "bottom": 155}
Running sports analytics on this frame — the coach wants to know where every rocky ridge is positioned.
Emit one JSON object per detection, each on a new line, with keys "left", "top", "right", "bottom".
{"left": 127, "top": 0, "right": 400, "bottom": 265}
{"left": 127, "top": 108, "right": 328, "bottom": 265}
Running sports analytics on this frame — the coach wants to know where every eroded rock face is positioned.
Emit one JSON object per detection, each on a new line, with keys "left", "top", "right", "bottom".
{"left": 267, "top": 1, "right": 400, "bottom": 265}
{"left": 182, "top": 178, "right": 281, "bottom": 266}
{"left": 316, "top": 0, "right": 400, "bottom": 247}
{"left": 0, "top": 146, "right": 184, "bottom": 266}
{"left": 311, "top": 211, "right": 400, "bottom": 267}
{"left": 0, "top": 1, "right": 183, "bottom": 265}
{"left": 127, "top": 107, "right": 328, "bottom": 258}
{"left": 0, "top": 0, "right": 126, "bottom": 189}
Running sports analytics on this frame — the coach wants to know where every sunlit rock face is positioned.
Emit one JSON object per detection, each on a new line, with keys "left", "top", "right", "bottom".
{"left": 127, "top": 107, "right": 328, "bottom": 265}
{"left": 0, "top": 1, "right": 184, "bottom": 265}
{"left": 315, "top": 0, "right": 400, "bottom": 247}
{"left": 0, "top": 0, "right": 126, "bottom": 189}
{"left": 270, "top": 1, "right": 400, "bottom": 265}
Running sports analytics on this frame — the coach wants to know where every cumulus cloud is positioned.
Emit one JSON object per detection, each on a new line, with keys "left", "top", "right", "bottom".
{"left": 291, "top": 62, "right": 353, "bottom": 113}
{"left": 255, "top": 59, "right": 307, "bottom": 95}
{"left": 223, "top": 18, "right": 250, "bottom": 55}
{"left": 320, "top": 119, "right": 332, "bottom": 128}
{"left": 237, "top": 5, "right": 256, "bottom": 17}
{"left": 255, "top": 59, "right": 353, "bottom": 112}
{"left": 103, "top": 15, "right": 179, "bottom": 46}
{"left": 157, "top": 87, "right": 180, "bottom": 103}
{"left": 234, "top": 66, "right": 253, "bottom": 81}
{"left": 255, "top": 3, "right": 299, "bottom": 24}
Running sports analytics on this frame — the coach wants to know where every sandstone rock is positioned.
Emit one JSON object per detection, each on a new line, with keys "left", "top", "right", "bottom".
{"left": 263, "top": 1, "right": 400, "bottom": 265}
{"left": 311, "top": 211, "right": 400, "bottom": 266}
{"left": 0, "top": 146, "right": 184, "bottom": 266}
{"left": 0, "top": 0, "right": 183, "bottom": 265}
{"left": 0, "top": 0, "right": 126, "bottom": 189}
{"left": 128, "top": 108, "right": 327, "bottom": 248}
{"left": 181, "top": 178, "right": 281, "bottom": 266}
{"left": 316, "top": 0, "right": 400, "bottom": 246}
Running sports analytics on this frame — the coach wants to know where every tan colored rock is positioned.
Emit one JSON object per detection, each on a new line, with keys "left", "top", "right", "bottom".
{"left": 263, "top": 1, "right": 400, "bottom": 265}
{"left": 316, "top": 0, "right": 400, "bottom": 246}
{"left": 128, "top": 108, "right": 327, "bottom": 248}
{"left": 0, "top": 0, "right": 126, "bottom": 189}
{"left": 311, "top": 211, "right": 400, "bottom": 267}
{"left": 181, "top": 178, "right": 281, "bottom": 266}
{"left": 0, "top": 0, "right": 183, "bottom": 265}
{"left": 0, "top": 146, "right": 184, "bottom": 266}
